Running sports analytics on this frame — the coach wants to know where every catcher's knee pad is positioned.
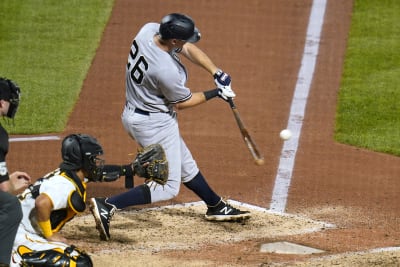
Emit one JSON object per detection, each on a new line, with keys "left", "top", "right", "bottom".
{"left": 18, "top": 245, "right": 93, "bottom": 267}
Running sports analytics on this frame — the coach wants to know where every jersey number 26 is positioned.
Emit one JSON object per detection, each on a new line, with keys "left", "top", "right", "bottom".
{"left": 127, "top": 40, "right": 148, "bottom": 84}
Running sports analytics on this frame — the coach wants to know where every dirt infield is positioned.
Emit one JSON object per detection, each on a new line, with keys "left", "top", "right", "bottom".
{"left": 64, "top": 202, "right": 333, "bottom": 266}
{"left": 8, "top": 0, "right": 400, "bottom": 266}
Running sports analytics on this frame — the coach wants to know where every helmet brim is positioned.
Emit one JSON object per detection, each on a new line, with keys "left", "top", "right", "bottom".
{"left": 186, "top": 27, "right": 201, "bottom": 43}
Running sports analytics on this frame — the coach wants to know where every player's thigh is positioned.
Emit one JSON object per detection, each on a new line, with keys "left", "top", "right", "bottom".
{"left": 14, "top": 231, "right": 69, "bottom": 252}
{"left": 131, "top": 114, "right": 183, "bottom": 180}
{"left": 12, "top": 231, "right": 73, "bottom": 266}
{"left": 180, "top": 138, "right": 199, "bottom": 182}
{"left": 122, "top": 112, "right": 174, "bottom": 144}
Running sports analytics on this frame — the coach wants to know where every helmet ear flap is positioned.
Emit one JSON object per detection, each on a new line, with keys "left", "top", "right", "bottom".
{"left": 60, "top": 134, "right": 83, "bottom": 171}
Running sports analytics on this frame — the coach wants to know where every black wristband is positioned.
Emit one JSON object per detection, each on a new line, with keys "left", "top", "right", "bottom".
{"left": 204, "top": 88, "right": 219, "bottom": 101}
{"left": 103, "top": 165, "right": 124, "bottom": 175}
{"left": 122, "top": 164, "right": 134, "bottom": 188}
{"left": 213, "top": 69, "right": 222, "bottom": 79}
{"left": 122, "top": 164, "right": 133, "bottom": 177}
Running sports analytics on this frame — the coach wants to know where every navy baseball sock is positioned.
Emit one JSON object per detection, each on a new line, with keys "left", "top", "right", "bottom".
{"left": 184, "top": 171, "right": 221, "bottom": 206}
{"left": 107, "top": 184, "right": 151, "bottom": 209}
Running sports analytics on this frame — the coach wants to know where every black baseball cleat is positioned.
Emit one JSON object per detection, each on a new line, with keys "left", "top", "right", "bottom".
{"left": 205, "top": 199, "right": 251, "bottom": 222}
{"left": 89, "top": 197, "right": 116, "bottom": 241}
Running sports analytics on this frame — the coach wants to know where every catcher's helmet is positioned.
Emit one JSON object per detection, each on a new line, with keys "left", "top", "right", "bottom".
{"left": 59, "top": 134, "right": 104, "bottom": 181}
{"left": 0, "top": 77, "right": 21, "bottom": 119}
{"left": 159, "top": 13, "right": 201, "bottom": 43}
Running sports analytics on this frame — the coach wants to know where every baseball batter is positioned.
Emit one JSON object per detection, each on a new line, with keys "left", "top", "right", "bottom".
{"left": 90, "top": 13, "right": 251, "bottom": 241}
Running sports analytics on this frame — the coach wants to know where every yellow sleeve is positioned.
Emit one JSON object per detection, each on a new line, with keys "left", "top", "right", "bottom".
{"left": 37, "top": 220, "right": 53, "bottom": 238}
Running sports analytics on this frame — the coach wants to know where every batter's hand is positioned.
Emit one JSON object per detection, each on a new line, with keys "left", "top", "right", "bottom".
{"left": 9, "top": 171, "right": 31, "bottom": 195}
{"left": 218, "top": 86, "right": 236, "bottom": 101}
{"left": 214, "top": 69, "right": 232, "bottom": 88}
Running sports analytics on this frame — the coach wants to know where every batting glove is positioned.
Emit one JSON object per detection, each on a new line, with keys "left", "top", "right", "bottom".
{"left": 218, "top": 86, "right": 236, "bottom": 101}
{"left": 214, "top": 69, "right": 232, "bottom": 88}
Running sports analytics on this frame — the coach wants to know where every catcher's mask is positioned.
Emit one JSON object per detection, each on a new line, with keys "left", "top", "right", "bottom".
{"left": 159, "top": 13, "right": 201, "bottom": 43}
{"left": 59, "top": 134, "right": 104, "bottom": 181}
{"left": 0, "top": 77, "right": 21, "bottom": 119}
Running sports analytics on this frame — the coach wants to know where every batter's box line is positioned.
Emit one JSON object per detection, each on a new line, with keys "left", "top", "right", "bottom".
{"left": 121, "top": 200, "right": 336, "bottom": 231}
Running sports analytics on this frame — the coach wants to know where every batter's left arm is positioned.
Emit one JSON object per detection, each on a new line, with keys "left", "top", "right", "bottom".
{"left": 181, "top": 43, "right": 233, "bottom": 95}
{"left": 180, "top": 43, "right": 219, "bottom": 76}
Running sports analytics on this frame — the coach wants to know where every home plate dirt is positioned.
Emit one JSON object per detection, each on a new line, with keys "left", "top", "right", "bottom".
{"left": 62, "top": 200, "right": 334, "bottom": 266}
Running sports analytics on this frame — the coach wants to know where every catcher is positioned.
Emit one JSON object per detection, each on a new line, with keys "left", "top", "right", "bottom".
{"left": 11, "top": 134, "right": 167, "bottom": 267}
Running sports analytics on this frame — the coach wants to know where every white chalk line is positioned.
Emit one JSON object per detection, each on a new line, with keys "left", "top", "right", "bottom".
{"left": 262, "top": 0, "right": 400, "bottom": 257}
{"left": 270, "top": 0, "right": 327, "bottom": 213}
{"left": 10, "top": 136, "right": 60, "bottom": 142}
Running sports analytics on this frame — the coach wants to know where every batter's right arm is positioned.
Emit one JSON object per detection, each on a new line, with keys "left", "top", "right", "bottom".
{"left": 174, "top": 92, "right": 207, "bottom": 110}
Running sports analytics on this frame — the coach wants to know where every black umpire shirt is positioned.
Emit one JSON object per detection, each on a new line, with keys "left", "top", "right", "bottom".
{"left": 0, "top": 124, "right": 9, "bottom": 183}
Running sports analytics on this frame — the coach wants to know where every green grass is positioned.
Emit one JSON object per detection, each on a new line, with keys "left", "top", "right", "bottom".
{"left": 0, "top": 0, "right": 114, "bottom": 134}
{"left": 335, "top": 0, "right": 400, "bottom": 156}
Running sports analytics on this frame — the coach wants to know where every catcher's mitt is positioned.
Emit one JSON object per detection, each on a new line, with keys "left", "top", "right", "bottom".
{"left": 133, "top": 144, "right": 168, "bottom": 185}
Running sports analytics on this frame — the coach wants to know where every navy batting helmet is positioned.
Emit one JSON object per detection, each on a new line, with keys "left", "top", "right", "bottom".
{"left": 159, "top": 13, "right": 201, "bottom": 43}
{"left": 60, "top": 134, "right": 104, "bottom": 181}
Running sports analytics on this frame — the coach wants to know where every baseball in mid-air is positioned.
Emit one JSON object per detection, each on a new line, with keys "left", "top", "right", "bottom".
{"left": 280, "top": 129, "right": 292, "bottom": 140}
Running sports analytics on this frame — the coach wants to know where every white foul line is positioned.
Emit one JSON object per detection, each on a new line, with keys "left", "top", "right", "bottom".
{"left": 270, "top": 0, "right": 327, "bottom": 213}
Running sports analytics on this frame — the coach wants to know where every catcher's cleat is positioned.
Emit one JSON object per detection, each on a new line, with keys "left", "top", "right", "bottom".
{"left": 89, "top": 197, "right": 116, "bottom": 241}
{"left": 205, "top": 200, "right": 251, "bottom": 222}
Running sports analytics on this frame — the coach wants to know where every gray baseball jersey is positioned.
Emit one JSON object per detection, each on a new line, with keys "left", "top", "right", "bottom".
{"left": 125, "top": 23, "right": 192, "bottom": 112}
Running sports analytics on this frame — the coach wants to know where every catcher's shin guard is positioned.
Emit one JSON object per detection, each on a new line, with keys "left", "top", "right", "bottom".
{"left": 18, "top": 245, "right": 93, "bottom": 267}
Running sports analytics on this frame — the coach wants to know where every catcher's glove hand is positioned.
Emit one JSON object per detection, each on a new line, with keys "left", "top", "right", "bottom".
{"left": 133, "top": 144, "right": 168, "bottom": 185}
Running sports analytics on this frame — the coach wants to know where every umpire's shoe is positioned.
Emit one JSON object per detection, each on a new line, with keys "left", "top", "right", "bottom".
{"left": 205, "top": 199, "right": 251, "bottom": 222}
{"left": 89, "top": 197, "right": 116, "bottom": 241}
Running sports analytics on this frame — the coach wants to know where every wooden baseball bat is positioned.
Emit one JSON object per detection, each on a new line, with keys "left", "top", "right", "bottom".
{"left": 227, "top": 98, "right": 265, "bottom": 165}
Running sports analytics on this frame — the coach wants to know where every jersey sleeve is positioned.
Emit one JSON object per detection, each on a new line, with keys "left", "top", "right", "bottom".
{"left": 157, "top": 67, "right": 192, "bottom": 104}
{"left": 160, "top": 76, "right": 192, "bottom": 104}
{"left": 39, "top": 178, "right": 75, "bottom": 210}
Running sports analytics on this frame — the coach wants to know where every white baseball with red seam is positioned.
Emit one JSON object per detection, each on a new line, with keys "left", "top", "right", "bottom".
{"left": 280, "top": 129, "right": 292, "bottom": 140}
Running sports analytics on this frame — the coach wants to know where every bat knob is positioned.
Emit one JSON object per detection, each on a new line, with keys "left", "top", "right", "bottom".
{"left": 255, "top": 158, "right": 265, "bottom": 166}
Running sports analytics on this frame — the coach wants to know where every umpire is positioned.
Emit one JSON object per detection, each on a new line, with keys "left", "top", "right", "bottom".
{"left": 0, "top": 78, "right": 31, "bottom": 267}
